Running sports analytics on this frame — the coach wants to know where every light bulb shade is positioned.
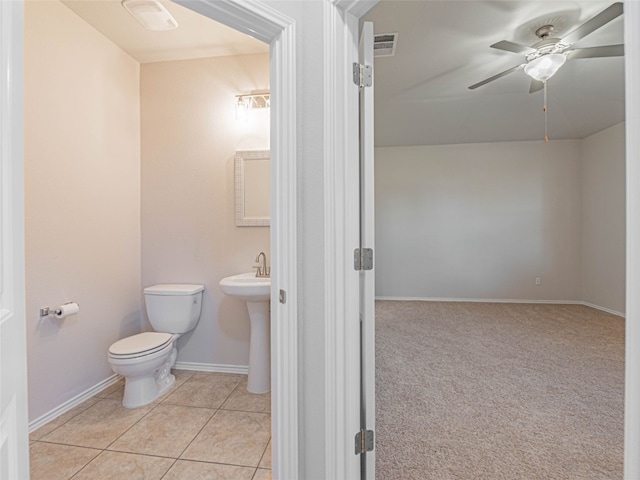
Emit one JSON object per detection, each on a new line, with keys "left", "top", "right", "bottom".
{"left": 122, "top": 0, "right": 178, "bottom": 31}
{"left": 524, "top": 53, "right": 566, "bottom": 82}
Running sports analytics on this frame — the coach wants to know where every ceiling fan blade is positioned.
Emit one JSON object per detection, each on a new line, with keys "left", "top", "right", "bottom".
{"left": 568, "top": 44, "right": 624, "bottom": 59}
{"left": 490, "top": 40, "right": 535, "bottom": 55}
{"left": 562, "top": 2, "right": 623, "bottom": 45}
{"left": 529, "top": 80, "right": 544, "bottom": 94}
{"left": 468, "top": 64, "right": 523, "bottom": 90}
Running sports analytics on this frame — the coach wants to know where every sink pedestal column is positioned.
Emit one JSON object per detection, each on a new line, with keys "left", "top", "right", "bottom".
{"left": 246, "top": 300, "right": 270, "bottom": 393}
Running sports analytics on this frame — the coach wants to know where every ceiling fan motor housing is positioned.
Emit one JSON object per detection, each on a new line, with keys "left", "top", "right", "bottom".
{"left": 535, "top": 24, "right": 556, "bottom": 39}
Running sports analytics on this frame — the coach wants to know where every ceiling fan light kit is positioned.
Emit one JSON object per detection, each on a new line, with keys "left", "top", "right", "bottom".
{"left": 523, "top": 53, "right": 567, "bottom": 82}
{"left": 468, "top": 2, "right": 623, "bottom": 141}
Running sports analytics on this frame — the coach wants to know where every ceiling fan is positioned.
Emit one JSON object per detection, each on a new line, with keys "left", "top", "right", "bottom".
{"left": 469, "top": 2, "right": 624, "bottom": 93}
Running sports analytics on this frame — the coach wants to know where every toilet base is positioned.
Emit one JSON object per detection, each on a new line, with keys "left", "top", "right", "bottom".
{"left": 122, "top": 372, "right": 175, "bottom": 408}
{"left": 113, "top": 346, "right": 179, "bottom": 409}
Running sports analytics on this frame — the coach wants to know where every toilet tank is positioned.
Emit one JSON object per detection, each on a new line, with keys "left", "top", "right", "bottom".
{"left": 143, "top": 284, "right": 204, "bottom": 334}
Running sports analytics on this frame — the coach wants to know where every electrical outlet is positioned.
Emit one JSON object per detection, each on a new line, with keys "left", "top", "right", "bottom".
{"left": 535, "top": 277, "right": 541, "bottom": 286}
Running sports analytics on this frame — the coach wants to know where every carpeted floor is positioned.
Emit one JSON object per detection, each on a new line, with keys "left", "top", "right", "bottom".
{"left": 375, "top": 301, "right": 624, "bottom": 480}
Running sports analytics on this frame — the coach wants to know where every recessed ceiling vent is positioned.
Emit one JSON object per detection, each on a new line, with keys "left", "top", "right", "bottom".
{"left": 374, "top": 33, "right": 398, "bottom": 57}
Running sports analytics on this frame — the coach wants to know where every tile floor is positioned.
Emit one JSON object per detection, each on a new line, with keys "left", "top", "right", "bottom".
{"left": 29, "top": 370, "right": 271, "bottom": 480}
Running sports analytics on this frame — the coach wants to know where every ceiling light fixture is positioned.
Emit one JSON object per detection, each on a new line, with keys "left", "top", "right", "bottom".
{"left": 121, "top": 0, "right": 178, "bottom": 31}
{"left": 523, "top": 53, "right": 567, "bottom": 82}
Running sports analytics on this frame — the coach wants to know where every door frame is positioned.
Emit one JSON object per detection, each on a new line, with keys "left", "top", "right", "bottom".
{"left": 178, "top": 0, "right": 378, "bottom": 477}
{"left": 174, "top": 1, "right": 298, "bottom": 477}
{"left": 624, "top": 1, "right": 640, "bottom": 476}
{"left": 1, "top": 0, "right": 29, "bottom": 478}
{"left": 322, "top": 1, "right": 378, "bottom": 478}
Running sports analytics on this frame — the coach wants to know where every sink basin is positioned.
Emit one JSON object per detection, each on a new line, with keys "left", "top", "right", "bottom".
{"left": 219, "top": 272, "right": 270, "bottom": 302}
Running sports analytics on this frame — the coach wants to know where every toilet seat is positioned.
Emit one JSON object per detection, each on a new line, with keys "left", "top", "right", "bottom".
{"left": 109, "top": 332, "right": 174, "bottom": 359}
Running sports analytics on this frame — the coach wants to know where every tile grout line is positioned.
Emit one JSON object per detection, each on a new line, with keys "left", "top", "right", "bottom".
{"left": 99, "top": 370, "right": 197, "bottom": 452}
{"left": 31, "top": 396, "right": 102, "bottom": 442}
{"left": 165, "top": 374, "right": 244, "bottom": 463}
{"left": 173, "top": 403, "right": 223, "bottom": 461}
{"left": 157, "top": 458, "right": 179, "bottom": 480}
{"left": 102, "top": 398, "right": 164, "bottom": 451}
{"left": 257, "top": 436, "right": 271, "bottom": 470}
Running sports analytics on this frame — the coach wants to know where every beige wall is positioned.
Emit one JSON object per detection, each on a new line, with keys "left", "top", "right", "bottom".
{"left": 25, "top": 1, "right": 269, "bottom": 421}
{"left": 581, "top": 122, "right": 626, "bottom": 313}
{"left": 375, "top": 140, "right": 583, "bottom": 301}
{"left": 25, "top": 1, "right": 141, "bottom": 421}
{"left": 140, "top": 55, "right": 270, "bottom": 368}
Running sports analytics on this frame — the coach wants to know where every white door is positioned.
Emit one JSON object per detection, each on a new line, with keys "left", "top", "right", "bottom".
{"left": 0, "top": 0, "right": 30, "bottom": 479}
{"left": 358, "top": 20, "right": 376, "bottom": 480}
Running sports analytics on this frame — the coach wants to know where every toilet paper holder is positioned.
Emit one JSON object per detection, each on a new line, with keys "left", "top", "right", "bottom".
{"left": 40, "top": 302, "right": 79, "bottom": 317}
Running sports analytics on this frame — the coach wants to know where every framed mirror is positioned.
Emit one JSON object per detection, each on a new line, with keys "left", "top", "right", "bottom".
{"left": 234, "top": 150, "right": 270, "bottom": 226}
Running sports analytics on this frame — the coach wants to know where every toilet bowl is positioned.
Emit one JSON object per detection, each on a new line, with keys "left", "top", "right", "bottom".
{"left": 107, "top": 284, "right": 204, "bottom": 408}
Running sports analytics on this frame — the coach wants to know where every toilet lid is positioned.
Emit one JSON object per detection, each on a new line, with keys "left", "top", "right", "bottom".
{"left": 109, "top": 332, "right": 174, "bottom": 357}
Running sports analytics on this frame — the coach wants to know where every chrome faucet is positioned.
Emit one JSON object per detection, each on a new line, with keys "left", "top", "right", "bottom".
{"left": 254, "top": 251, "right": 270, "bottom": 278}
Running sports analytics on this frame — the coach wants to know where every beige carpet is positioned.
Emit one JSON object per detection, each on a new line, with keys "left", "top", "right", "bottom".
{"left": 375, "top": 301, "right": 624, "bottom": 479}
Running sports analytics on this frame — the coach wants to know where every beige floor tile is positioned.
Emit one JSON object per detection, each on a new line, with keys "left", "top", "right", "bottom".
{"left": 162, "top": 373, "right": 242, "bottom": 409}
{"left": 171, "top": 369, "right": 196, "bottom": 385}
{"left": 108, "top": 404, "right": 214, "bottom": 457}
{"left": 181, "top": 410, "right": 270, "bottom": 467}
{"left": 29, "top": 442, "right": 100, "bottom": 480}
{"left": 162, "top": 459, "right": 255, "bottom": 480}
{"left": 259, "top": 439, "right": 272, "bottom": 469}
{"left": 253, "top": 468, "right": 272, "bottom": 480}
{"left": 29, "top": 397, "right": 101, "bottom": 441}
{"left": 97, "top": 378, "right": 125, "bottom": 398}
{"left": 71, "top": 450, "right": 174, "bottom": 480}
{"left": 41, "top": 398, "right": 152, "bottom": 449}
{"left": 222, "top": 379, "right": 271, "bottom": 413}
{"left": 102, "top": 384, "right": 125, "bottom": 400}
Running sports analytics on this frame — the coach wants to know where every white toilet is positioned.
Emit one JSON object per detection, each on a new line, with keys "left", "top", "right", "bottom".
{"left": 108, "top": 284, "right": 204, "bottom": 408}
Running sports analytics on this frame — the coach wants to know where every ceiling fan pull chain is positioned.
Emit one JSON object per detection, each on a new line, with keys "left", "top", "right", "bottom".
{"left": 543, "top": 80, "right": 549, "bottom": 143}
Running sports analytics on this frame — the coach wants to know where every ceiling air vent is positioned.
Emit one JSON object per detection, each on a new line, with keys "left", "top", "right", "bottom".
{"left": 374, "top": 33, "right": 398, "bottom": 57}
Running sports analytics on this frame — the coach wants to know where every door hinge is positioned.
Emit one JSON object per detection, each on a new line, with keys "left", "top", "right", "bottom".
{"left": 355, "top": 429, "right": 374, "bottom": 455}
{"left": 354, "top": 248, "right": 373, "bottom": 271}
{"left": 352, "top": 62, "right": 373, "bottom": 88}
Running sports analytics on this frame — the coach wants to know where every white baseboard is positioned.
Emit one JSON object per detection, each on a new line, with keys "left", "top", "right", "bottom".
{"left": 582, "top": 302, "right": 625, "bottom": 318}
{"left": 29, "top": 374, "right": 121, "bottom": 433}
{"left": 174, "top": 361, "right": 249, "bottom": 375}
{"left": 376, "top": 296, "right": 625, "bottom": 318}
{"left": 376, "top": 296, "right": 583, "bottom": 305}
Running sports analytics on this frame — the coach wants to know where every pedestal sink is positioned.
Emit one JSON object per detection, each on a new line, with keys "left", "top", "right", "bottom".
{"left": 219, "top": 273, "right": 270, "bottom": 393}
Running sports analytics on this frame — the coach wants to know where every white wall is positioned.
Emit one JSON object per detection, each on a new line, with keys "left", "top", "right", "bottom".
{"left": 375, "top": 128, "right": 626, "bottom": 313}
{"left": 581, "top": 122, "right": 626, "bottom": 313}
{"left": 375, "top": 140, "right": 583, "bottom": 301}
{"left": 140, "top": 55, "right": 270, "bottom": 368}
{"left": 24, "top": 1, "right": 142, "bottom": 421}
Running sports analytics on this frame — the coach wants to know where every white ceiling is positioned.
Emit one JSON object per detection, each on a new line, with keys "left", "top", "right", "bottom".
{"left": 61, "top": 0, "right": 624, "bottom": 147}
{"left": 364, "top": 0, "right": 625, "bottom": 146}
{"left": 61, "top": 0, "right": 267, "bottom": 63}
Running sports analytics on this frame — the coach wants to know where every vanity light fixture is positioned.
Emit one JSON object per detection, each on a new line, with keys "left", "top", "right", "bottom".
{"left": 236, "top": 93, "right": 270, "bottom": 122}
{"left": 121, "top": 0, "right": 178, "bottom": 31}
{"left": 236, "top": 93, "right": 271, "bottom": 111}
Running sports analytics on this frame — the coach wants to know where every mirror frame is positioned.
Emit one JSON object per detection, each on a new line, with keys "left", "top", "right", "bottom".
{"left": 234, "top": 149, "right": 270, "bottom": 226}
